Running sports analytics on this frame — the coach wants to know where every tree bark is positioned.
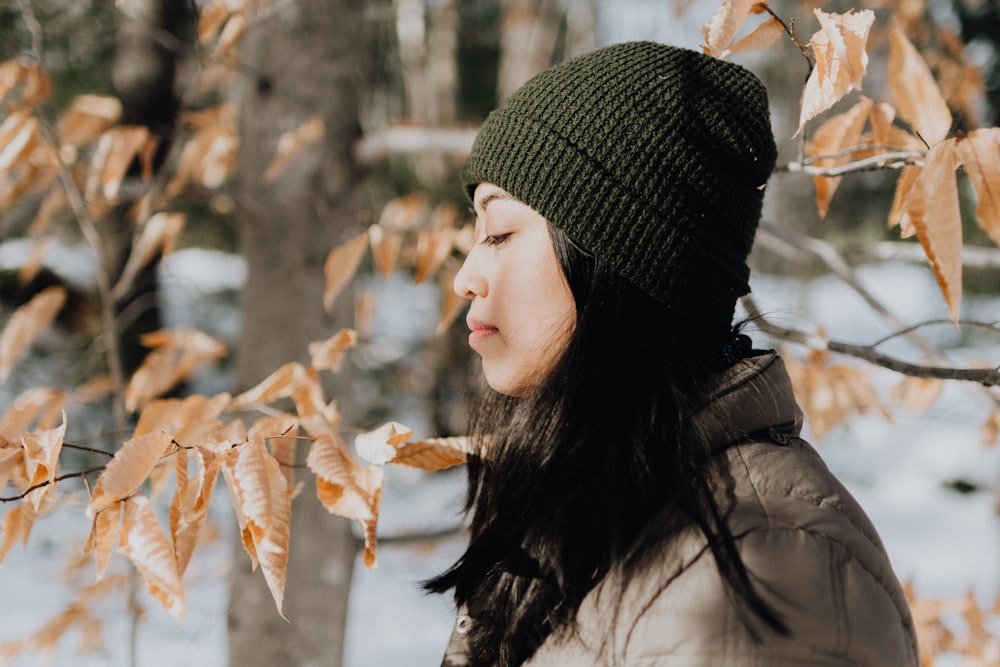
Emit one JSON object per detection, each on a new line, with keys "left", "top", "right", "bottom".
{"left": 228, "top": 1, "right": 367, "bottom": 666}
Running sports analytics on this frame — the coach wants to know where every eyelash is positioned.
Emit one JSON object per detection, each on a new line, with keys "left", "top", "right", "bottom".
{"left": 481, "top": 233, "right": 512, "bottom": 247}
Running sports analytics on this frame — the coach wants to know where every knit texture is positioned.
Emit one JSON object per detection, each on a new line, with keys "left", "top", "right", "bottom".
{"left": 463, "top": 41, "right": 777, "bottom": 334}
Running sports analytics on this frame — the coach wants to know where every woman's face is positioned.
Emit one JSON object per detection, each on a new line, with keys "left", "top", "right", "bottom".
{"left": 454, "top": 183, "right": 576, "bottom": 396}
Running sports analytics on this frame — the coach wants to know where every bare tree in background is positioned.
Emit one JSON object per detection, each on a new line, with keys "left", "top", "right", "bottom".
{"left": 227, "top": 2, "right": 366, "bottom": 665}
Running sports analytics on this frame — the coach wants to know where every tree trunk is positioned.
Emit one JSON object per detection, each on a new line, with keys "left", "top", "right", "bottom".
{"left": 228, "top": 1, "right": 367, "bottom": 666}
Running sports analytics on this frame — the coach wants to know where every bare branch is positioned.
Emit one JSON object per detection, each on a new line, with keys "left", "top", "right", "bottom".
{"left": 781, "top": 150, "right": 926, "bottom": 176}
{"left": 743, "top": 296, "right": 1000, "bottom": 386}
{"left": 0, "top": 466, "right": 106, "bottom": 502}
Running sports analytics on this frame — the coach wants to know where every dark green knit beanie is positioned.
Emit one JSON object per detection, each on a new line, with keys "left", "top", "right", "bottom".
{"left": 463, "top": 41, "right": 777, "bottom": 335}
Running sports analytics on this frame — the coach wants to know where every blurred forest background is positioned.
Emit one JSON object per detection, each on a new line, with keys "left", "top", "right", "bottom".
{"left": 1, "top": 0, "right": 999, "bottom": 666}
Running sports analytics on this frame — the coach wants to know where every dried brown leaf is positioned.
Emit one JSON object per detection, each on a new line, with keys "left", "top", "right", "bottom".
{"left": 0, "top": 386, "right": 67, "bottom": 440}
{"left": 0, "top": 285, "right": 66, "bottom": 382}
{"left": 57, "top": 94, "right": 123, "bottom": 148}
{"left": 323, "top": 231, "right": 369, "bottom": 312}
{"left": 904, "top": 138, "right": 963, "bottom": 321}
{"left": 355, "top": 421, "right": 414, "bottom": 465}
{"left": 414, "top": 227, "right": 456, "bottom": 284}
{"left": 797, "top": 9, "right": 874, "bottom": 134}
{"left": 393, "top": 436, "right": 470, "bottom": 471}
{"left": 889, "top": 164, "right": 922, "bottom": 235}
{"left": 89, "top": 431, "right": 174, "bottom": 514}
{"left": 701, "top": 0, "right": 757, "bottom": 57}
{"left": 0, "top": 501, "right": 37, "bottom": 565}
{"left": 306, "top": 432, "right": 383, "bottom": 568}
{"left": 308, "top": 328, "right": 358, "bottom": 373}
{"left": 889, "top": 22, "right": 952, "bottom": 146}
{"left": 124, "top": 328, "right": 227, "bottom": 412}
{"left": 86, "top": 126, "right": 152, "bottom": 201}
{"left": 982, "top": 409, "right": 1000, "bottom": 446}
{"left": 369, "top": 224, "right": 402, "bottom": 278}
{"left": 166, "top": 105, "right": 238, "bottom": 197}
{"left": 114, "top": 212, "right": 186, "bottom": 300}
{"left": 0, "top": 110, "right": 40, "bottom": 172}
{"left": 807, "top": 96, "right": 873, "bottom": 217}
{"left": 118, "top": 495, "right": 185, "bottom": 621}
{"left": 784, "top": 350, "right": 889, "bottom": 440}
{"left": 230, "top": 437, "right": 290, "bottom": 614}
{"left": 890, "top": 376, "right": 943, "bottom": 413}
{"left": 264, "top": 115, "right": 325, "bottom": 182}
{"left": 85, "top": 501, "right": 123, "bottom": 578}
{"left": 170, "top": 446, "right": 220, "bottom": 576}
{"left": 723, "top": 16, "right": 784, "bottom": 57}
{"left": 20, "top": 413, "right": 66, "bottom": 511}
{"left": 436, "top": 264, "right": 467, "bottom": 335}
{"left": 955, "top": 128, "right": 1000, "bottom": 246}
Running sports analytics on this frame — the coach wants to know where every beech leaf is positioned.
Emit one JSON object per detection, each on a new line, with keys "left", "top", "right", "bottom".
{"left": 902, "top": 139, "right": 963, "bottom": 321}
{"left": 355, "top": 421, "right": 414, "bottom": 465}
{"left": 955, "top": 128, "right": 1000, "bottom": 246}
{"left": 796, "top": 9, "right": 874, "bottom": 134}
{"left": 86, "top": 126, "right": 153, "bottom": 201}
{"left": 392, "top": 436, "right": 470, "bottom": 471}
{"left": 57, "top": 94, "right": 123, "bottom": 148}
{"left": 889, "top": 164, "right": 922, "bottom": 235}
{"left": 722, "top": 16, "right": 784, "bottom": 57}
{"left": 323, "top": 231, "right": 369, "bottom": 312}
{"left": 89, "top": 431, "right": 174, "bottom": 514}
{"left": 0, "top": 110, "right": 40, "bottom": 172}
{"left": 306, "top": 432, "right": 383, "bottom": 568}
{"left": 125, "top": 328, "right": 227, "bottom": 412}
{"left": 888, "top": 22, "right": 952, "bottom": 146}
{"left": 113, "top": 212, "right": 187, "bottom": 301}
{"left": 0, "top": 286, "right": 66, "bottom": 383}
{"left": 118, "top": 496, "right": 185, "bottom": 621}
{"left": 701, "top": 0, "right": 757, "bottom": 57}
{"left": 308, "top": 328, "right": 358, "bottom": 373}
{"left": 369, "top": 224, "right": 402, "bottom": 278}
{"left": 414, "top": 227, "right": 457, "bottom": 284}
{"left": 807, "top": 96, "right": 873, "bottom": 217}
{"left": 230, "top": 437, "right": 290, "bottom": 615}
{"left": 86, "top": 501, "right": 123, "bottom": 579}
{"left": 0, "top": 501, "right": 37, "bottom": 565}
{"left": 20, "top": 413, "right": 66, "bottom": 511}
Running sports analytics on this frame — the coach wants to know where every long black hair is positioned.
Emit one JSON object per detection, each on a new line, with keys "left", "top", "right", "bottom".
{"left": 426, "top": 224, "right": 784, "bottom": 665}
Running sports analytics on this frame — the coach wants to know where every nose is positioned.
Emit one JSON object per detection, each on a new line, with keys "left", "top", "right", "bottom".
{"left": 453, "top": 250, "right": 487, "bottom": 299}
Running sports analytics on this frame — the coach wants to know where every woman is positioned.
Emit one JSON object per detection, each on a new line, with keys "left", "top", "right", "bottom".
{"left": 427, "top": 41, "right": 918, "bottom": 666}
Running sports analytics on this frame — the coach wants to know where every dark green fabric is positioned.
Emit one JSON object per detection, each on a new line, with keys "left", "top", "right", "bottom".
{"left": 463, "top": 41, "right": 777, "bottom": 334}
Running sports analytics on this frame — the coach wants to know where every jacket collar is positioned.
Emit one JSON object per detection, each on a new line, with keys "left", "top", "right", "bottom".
{"left": 690, "top": 352, "right": 803, "bottom": 451}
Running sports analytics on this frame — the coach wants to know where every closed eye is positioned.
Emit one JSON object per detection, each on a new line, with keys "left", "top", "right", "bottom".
{"left": 481, "top": 233, "right": 512, "bottom": 247}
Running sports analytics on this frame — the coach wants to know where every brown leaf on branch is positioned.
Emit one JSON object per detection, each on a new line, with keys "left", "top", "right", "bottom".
{"left": 888, "top": 22, "right": 952, "bottom": 146}
{"left": 355, "top": 421, "right": 414, "bottom": 465}
{"left": 323, "top": 231, "right": 369, "bottom": 312}
{"left": 84, "top": 500, "right": 123, "bottom": 579}
{"left": 0, "top": 501, "right": 37, "bottom": 565}
{"left": 228, "top": 437, "right": 290, "bottom": 615}
{"left": 393, "top": 436, "right": 470, "bottom": 471}
{"left": 85, "top": 125, "right": 154, "bottom": 202}
{"left": 0, "top": 286, "right": 66, "bottom": 383}
{"left": 902, "top": 139, "right": 963, "bottom": 321}
{"left": 20, "top": 413, "right": 66, "bottom": 511}
{"left": 124, "top": 328, "right": 228, "bottom": 412}
{"left": 369, "top": 224, "right": 403, "bottom": 278}
{"left": 165, "top": 105, "right": 238, "bottom": 197}
{"left": 306, "top": 432, "right": 384, "bottom": 568}
{"left": 308, "top": 328, "right": 358, "bottom": 373}
{"left": 797, "top": 9, "right": 875, "bottom": 135}
{"left": 134, "top": 393, "right": 233, "bottom": 446}
{"left": 784, "top": 349, "right": 889, "bottom": 440}
{"left": 890, "top": 376, "right": 943, "bottom": 413}
{"left": 56, "top": 95, "right": 123, "bottom": 149}
{"left": 414, "top": 227, "right": 457, "bottom": 284}
{"left": 113, "top": 212, "right": 186, "bottom": 300}
{"left": 89, "top": 431, "right": 174, "bottom": 514}
{"left": 0, "top": 110, "right": 40, "bottom": 172}
{"left": 118, "top": 495, "right": 185, "bottom": 621}
{"left": 955, "top": 128, "right": 1000, "bottom": 247}
{"left": 170, "top": 445, "right": 222, "bottom": 577}
{"left": 889, "top": 165, "right": 922, "bottom": 236}
{"left": 264, "top": 115, "right": 325, "bottom": 182}
{"left": 700, "top": 0, "right": 759, "bottom": 57}
{"left": 807, "top": 96, "right": 873, "bottom": 217}
{"left": 228, "top": 362, "right": 339, "bottom": 437}
{"left": 0, "top": 387, "right": 67, "bottom": 440}
{"left": 723, "top": 16, "right": 784, "bottom": 57}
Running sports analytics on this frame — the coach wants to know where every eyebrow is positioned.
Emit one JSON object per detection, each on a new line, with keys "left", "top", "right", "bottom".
{"left": 474, "top": 189, "right": 516, "bottom": 213}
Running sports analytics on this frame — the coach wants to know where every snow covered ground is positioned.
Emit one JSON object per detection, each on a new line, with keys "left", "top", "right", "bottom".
{"left": 0, "top": 246, "right": 998, "bottom": 666}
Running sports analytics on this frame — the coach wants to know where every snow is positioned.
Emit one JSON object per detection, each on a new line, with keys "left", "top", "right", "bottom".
{"left": 1, "top": 242, "right": 998, "bottom": 666}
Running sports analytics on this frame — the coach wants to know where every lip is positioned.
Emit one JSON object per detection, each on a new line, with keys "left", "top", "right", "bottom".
{"left": 466, "top": 317, "right": 498, "bottom": 347}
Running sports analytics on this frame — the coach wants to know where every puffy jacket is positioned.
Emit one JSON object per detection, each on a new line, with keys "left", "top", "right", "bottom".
{"left": 440, "top": 353, "right": 919, "bottom": 666}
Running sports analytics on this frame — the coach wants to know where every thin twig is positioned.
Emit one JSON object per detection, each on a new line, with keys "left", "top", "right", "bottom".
{"left": 0, "top": 466, "right": 107, "bottom": 502}
{"left": 743, "top": 296, "right": 1000, "bottom": 386}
